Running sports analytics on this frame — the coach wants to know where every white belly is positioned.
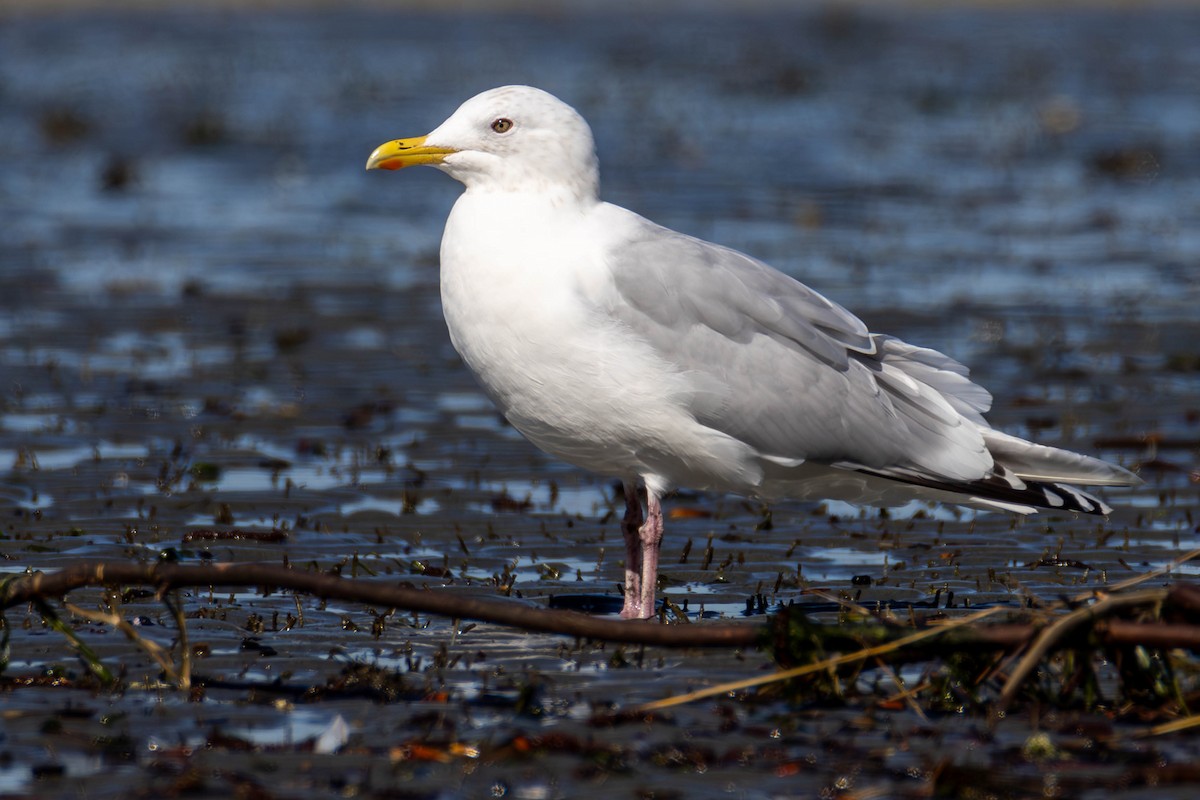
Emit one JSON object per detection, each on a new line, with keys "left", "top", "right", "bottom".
{"left": 437, "top": 193, "right": 757, "bottom": 491}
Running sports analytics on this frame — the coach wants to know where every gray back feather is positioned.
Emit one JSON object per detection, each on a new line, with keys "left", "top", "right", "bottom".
{"left": 599, "top": 215, "right": 994, "bottom": 483}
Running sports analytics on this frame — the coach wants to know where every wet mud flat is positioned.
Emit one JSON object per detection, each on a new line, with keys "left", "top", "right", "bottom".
{"left": 2, "top": 3, "right": 1200, "bottom": 798}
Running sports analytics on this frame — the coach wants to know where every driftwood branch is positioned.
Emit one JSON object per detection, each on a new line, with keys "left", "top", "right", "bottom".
{"left": 0, "top": 561, "right": 759, "bottom": 648}
{"left": 4, "top": 559, "right": 1200, "bottom": 715}
{"left": 3, "top": 561, "right": 1199, "bottom": 656}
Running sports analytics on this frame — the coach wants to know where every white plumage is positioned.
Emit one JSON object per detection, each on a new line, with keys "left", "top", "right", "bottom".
{"left": 367, "top": 85, "right": 1140, "bottom": 619}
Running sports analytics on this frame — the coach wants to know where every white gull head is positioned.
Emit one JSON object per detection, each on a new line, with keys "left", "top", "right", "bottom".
{"left": 367, "top": 85, "right": 600, "bottom": 202}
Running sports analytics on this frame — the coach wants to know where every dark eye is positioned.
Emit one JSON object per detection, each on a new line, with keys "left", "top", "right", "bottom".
{"left": 490, "top": 118, "right": 514, "bottom": 134}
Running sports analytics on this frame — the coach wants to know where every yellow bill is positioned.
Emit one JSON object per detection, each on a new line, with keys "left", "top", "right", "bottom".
{"left": 365, "top": 136, "right": 457, "bottom": 171}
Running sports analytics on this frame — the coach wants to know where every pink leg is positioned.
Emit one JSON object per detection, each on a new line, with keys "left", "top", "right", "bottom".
{"left": 636, "top": 490, "right": 664, "bottom": 618}
{"left": 619, "top": 481, "right": 645, "bottom": 619}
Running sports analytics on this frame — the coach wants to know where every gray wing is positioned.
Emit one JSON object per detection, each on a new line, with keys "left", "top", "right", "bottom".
{"left": 598, "top": 214, "right": 995, "bottom": 483}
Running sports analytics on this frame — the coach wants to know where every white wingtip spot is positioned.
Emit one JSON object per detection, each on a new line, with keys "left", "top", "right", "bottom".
{"left": 1043, "top": 487, "right": 1066, "bottom": 508}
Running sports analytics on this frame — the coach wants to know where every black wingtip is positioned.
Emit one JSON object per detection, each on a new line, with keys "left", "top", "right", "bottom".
{"left": 854, "top": 465, "right": 1116, "bottom": 517}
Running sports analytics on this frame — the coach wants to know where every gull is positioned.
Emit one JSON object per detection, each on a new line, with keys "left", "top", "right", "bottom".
{"left": 366, "top": 85, "right": 1140, "bottom": 619}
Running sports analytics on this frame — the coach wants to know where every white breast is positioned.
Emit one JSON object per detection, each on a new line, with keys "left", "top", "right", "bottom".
{"left": 437, "top": 192, "right": 758, "bottom": 491}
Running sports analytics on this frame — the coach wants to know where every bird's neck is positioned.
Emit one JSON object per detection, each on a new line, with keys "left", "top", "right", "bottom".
{"left": 446, "top": 191, "right": 595, "bottom": 251}
{"left": 459, "top": 184, "right": 599, "bottom": 216}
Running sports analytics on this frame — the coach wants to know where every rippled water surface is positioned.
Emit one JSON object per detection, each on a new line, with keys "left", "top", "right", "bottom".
{"left": 1, "top": 4, "right": 1199, "bottom": 798}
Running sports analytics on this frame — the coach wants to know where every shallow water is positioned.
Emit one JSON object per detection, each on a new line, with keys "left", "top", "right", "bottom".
{"left": 1, "top": 4, "right": 1199, "bottom": 798}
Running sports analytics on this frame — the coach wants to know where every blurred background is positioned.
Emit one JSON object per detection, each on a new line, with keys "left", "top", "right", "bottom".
{"left": 1, "top": 2, "right": 1199, "bottom": 797}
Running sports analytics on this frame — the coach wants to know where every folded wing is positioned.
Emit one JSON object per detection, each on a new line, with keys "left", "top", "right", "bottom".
{"left": 598, "top": 212, "right": 1137, "bottom": 513}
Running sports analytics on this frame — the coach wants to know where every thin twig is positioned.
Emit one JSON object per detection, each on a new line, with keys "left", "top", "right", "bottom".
{"left": 637, "top": 606, "right": 1008, "bottom": 712}
{"left": 62, "top": 601, "right": 178, "bottom": 686}
{"left": 34, "top": 600, "right": 114, "bottom": 685}
{"left": 873, "top": 657, "right": 930, "bottom": 722}
{"left": 162, "top": 591, "right": 192, "bottom": 692}
{"left": 1083, "top": 546, "right": 1200, "bottom": 598}
{"left": 1134, "top": 714, "right": 1200, "bottom": 739}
